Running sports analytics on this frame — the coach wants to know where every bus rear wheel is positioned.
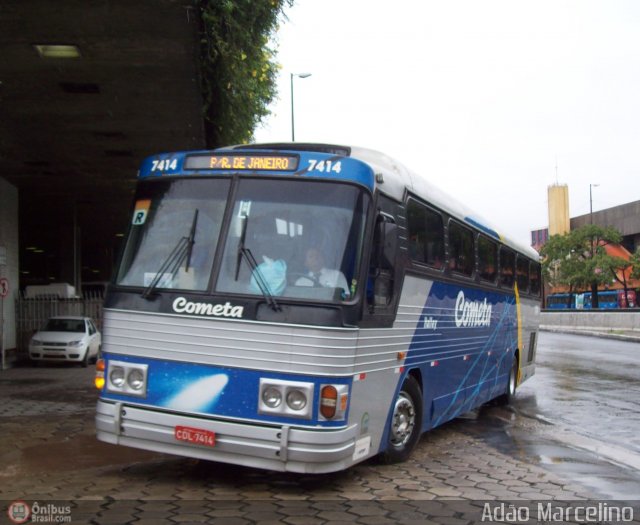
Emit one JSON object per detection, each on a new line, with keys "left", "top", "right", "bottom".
{"left": 497, "top": 355, "right": 518, "bottom": 406}
{"left": 380, "top": 375, "right": 423, "bottom": 464}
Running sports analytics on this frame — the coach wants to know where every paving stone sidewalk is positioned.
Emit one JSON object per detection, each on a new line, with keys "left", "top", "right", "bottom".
{"left": 0, "top": 365, "right": 627, "bottom": 525}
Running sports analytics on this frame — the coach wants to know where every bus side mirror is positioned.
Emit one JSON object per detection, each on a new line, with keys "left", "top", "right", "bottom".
{"left": 374, "top": 214, "right": 397, "bottom": 269}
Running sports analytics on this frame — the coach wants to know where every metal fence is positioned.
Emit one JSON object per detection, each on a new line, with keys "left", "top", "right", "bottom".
{"left": 15, "top": 293, "right": 104, "bottom": 353}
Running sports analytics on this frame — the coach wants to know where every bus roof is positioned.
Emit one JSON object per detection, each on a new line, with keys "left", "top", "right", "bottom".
{"left": 228, "top": 143, "right": 539, "bottom": 261}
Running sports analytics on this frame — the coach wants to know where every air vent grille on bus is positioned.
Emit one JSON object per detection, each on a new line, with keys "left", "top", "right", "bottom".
{"left": 528, "top": 332, "right": 537, "bottom": 363}
{"left": 233, "top": 143, "right": 351, "bottom": 157}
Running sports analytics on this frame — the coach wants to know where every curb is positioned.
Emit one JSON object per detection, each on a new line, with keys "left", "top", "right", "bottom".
{"left": 540, "top": 327, "right": 640, "bottom": 343}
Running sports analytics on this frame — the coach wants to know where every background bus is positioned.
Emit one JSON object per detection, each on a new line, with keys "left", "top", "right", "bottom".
{"left": 547, "top": 290, "right": 636, "bottom": 309}
{"left": 545, "top": 293, "right": 579, "bottom": 310}
{"left": 582, "top": 289, "right": 636, "bottom": 309}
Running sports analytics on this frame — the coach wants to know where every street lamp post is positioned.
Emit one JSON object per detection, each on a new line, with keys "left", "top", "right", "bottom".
{"left": 589, "top": 183, "right": 599, "bottom": 224}
{"left": 290, "top": 72, "right": 311, "bottom": 142}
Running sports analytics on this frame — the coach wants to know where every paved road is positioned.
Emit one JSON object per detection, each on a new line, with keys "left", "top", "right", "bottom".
{"left": 520, "top": 332, "right": 640, "bottom": 455}
{"left": 1, "top": 332, "right": 639, "bottom": 524}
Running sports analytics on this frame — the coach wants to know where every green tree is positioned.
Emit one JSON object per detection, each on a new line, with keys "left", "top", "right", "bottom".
{"left": 200, "top": 0, "right": 293, "bottom": 147}
{"left": 540, "top": 233, "right": 582, "bottom": 307}
{"left": 540, "top": 224, "right": 623, "bottom": 308}
{"left": 630, "top": 249, "right": 640, "bottom": 281}
{"left": 606, "top": 252, "right": 635, "bottom": 308}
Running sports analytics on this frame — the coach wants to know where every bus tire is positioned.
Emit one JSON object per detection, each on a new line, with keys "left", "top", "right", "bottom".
{"left": 380, "top": 375, "right": 423, "bottom": 464}
{"left": 497, "top": 354, "right": 518, "bottom": 406}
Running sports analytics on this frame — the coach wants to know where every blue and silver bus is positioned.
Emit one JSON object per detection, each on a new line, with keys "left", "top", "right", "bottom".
{"left": 95, "top": 143, "right": 541, "bottom": 473}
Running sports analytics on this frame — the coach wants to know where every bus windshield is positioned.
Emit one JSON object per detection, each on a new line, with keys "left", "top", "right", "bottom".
{"left": 215, "top": 179, "right": 369, "bottom": 303}
{"left": 116, "top": 178, "right": 231, "bottom": 291}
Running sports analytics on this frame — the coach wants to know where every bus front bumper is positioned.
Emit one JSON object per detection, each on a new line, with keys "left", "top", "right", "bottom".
{"left": 96, "top": 399, "right": 362, "bottom": 474}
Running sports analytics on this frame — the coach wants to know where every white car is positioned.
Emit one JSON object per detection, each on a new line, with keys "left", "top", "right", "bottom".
{"left": 29, "top": 316, "right": 101, "bottom": 367}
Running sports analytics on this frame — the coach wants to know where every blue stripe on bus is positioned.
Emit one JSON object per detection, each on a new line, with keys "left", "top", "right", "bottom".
{"left": 137, "top": 151, "right": 375, "bottom": 191}
{"left": 464, "top": 216, "right": 502, "bottom": 241}
{"left": 100, "top": 355, "right": 350, "bottom": 428}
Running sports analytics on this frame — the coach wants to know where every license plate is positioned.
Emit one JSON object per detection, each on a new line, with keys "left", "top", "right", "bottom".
{"left": 174, "top": 425, "right": 216, "bottom": 447}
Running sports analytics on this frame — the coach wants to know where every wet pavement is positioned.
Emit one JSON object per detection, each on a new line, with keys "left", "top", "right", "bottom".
{"left": 1, "top": 333, "right": 639, "bottom": 524}
{"left": 519, "top": 333, "right": 640, "bottom": 456}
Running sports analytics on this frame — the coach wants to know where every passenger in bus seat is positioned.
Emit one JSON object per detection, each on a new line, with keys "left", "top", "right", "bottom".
{"left": 295, "top": 247, "right": 350, "bottom": 298}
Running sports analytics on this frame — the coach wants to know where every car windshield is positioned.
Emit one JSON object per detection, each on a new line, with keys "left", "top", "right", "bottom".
{"left": 44, "top": 319, "right": 86, "bottom": 333}
{"left": 215, "top": 179, "right": 369, "bottom": 303}
{"left": 116, "top": 178, "right": 231, "bottom": 291}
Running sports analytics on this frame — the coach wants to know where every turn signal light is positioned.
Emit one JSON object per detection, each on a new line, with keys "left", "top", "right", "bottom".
{"left": 320, "top": 385, "right": 338, "bottom": 419}
{"left": 94, "top": 358, "right": 105, "bottom": 390}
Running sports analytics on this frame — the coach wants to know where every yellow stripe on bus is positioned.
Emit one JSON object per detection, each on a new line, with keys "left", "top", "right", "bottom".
{"left": 514, "top": 282, "right": 523, "bottom": 385}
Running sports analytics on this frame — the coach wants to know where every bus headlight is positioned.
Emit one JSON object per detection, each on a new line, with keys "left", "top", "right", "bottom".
{"left": 258, "top": 379, "right": 313, "bottom": 419}
{"left": 127, "top": 369, "right": 145, "bottom": 391}
{"left": 286, "top": 389, "right": 307, "bottom": 411}
{"left": 262, "top": 386, "right": 282, "bottom": 408}
{"left": 109, "top": 366, "right": 126, "bottom": 388}
{"left": 106, "top": 360, "right": 148, "bottom": 397}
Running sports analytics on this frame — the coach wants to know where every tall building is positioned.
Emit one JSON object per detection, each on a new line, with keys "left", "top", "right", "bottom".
{"left": 547, "top": 184, "right": 570, "bottom": 236}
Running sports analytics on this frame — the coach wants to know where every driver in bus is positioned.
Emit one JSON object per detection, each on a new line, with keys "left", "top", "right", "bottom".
{"left": 295, "top": 247, "right": 350, "bottom": 298}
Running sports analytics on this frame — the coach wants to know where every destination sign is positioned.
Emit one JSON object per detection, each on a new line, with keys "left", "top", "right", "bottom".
{"left": 184, "top": 154, "right": 299, "bottom": 171}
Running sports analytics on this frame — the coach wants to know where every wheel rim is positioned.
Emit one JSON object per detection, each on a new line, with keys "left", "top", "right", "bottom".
{"left": 389, "top": 392, "right": 415, "bottom": 447}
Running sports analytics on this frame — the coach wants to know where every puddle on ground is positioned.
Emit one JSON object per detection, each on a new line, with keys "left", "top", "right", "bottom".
{"left": 460, "top": 405, "right": 640, "bottom": 499}
{"left": 18, "top": 434, "right": 164, "bottom": 474}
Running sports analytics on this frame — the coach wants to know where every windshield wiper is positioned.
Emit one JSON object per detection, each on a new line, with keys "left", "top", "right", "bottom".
{"left": 141, "top": 209, "right": 199, "bottom": 299}
{"left": 234, "top": 216, "right": 281, "bottom": 311}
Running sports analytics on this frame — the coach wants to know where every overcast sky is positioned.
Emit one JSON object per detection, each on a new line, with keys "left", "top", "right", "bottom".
{"left": 253, "top": 0, "right": 640, "bottom": 248}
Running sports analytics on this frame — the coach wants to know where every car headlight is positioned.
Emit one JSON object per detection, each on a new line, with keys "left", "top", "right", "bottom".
{"left": 68, "top": 340, "right": 84, "bottom": 347}
{"left": 31, "top": 338, "right": 42, "bottom": 346}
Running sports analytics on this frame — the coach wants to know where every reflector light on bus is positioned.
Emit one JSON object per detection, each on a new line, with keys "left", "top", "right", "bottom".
{"left": 319, "top": 384, "right": 349, "bottom": 421}
{"left": 320, "top": 386, "right": 337, "bottom": 419}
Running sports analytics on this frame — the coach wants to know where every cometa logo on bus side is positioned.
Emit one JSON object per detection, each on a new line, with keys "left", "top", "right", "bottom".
{"left": 454, "top": 291, "right": 492, "bottom": 328}
{"left": 172, "top": 297, "right": 244, "bottom": 318}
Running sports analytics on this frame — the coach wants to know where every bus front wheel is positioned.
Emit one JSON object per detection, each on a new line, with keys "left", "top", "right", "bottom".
{"left": 380, "top": 375, "right": 423, "bottom": 464}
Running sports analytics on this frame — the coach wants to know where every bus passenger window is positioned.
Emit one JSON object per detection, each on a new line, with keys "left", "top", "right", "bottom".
{"left": 500, "top": 248, "right": 515, "bottom": 288}
{"left": 407, "top": 199, "right": 444, "bottom": 269}
{"left": 478, "top": 236, "right": 498, "bottom": 282}
{"left": 448, "top": 222, "right": 474, "bottom": 276}
{"left": 516, "top": 257, "right": 529, "bottom": 292}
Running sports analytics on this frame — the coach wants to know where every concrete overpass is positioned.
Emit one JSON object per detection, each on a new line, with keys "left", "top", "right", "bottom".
{"left": 0, "top": 0, "right": 207, "bottom": 290}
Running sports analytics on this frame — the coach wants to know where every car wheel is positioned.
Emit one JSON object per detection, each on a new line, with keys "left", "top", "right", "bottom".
{"left": 380, "top": 375, "right": 423, "bottom": 464}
